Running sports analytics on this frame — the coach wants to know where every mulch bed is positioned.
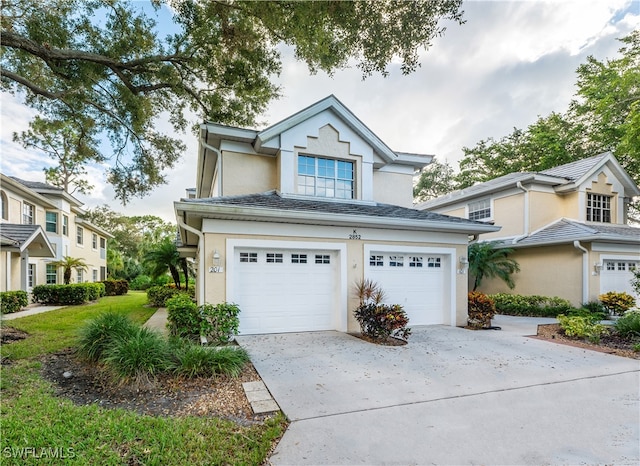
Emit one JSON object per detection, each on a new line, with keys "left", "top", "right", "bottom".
{"left": 532, "top": 323, "right": 640, "bottom": 359}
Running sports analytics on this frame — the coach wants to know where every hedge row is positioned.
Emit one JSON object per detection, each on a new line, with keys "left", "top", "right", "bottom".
{"left": 490, "top": 293, "right": 574, "bottom": 317}
{"left": 147, "top": 285, "right": 195, "bottom": 307}
{"left": 0, "top": 290, "right": 29, "bottom": 314}
{"left": 102, "top": 279, "right": 129, "bottom": 296}
{"left": 32, "top": 283, "right": 106, "bottom": 305}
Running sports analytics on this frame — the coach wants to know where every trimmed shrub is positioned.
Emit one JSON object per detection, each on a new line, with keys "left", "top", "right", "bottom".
{"left": 77, "top": 312, "right": 138, "bottom": 361}
{"left": 599, "top": 291, "right": 636, "bottom": 316}
{"left": 166, "top": 293, "right": 201, "bottom": 339}
{"left": 568, "top": 307, "right": 606, "bottom": 322}
{"left": 557, "top": 314, "right": 607, "bottom": 344}
{"left": 147, "top": 285, "right": 194, "bottom": 307}
{"left": 32, "top": 283, "right": 105, "bottom": 305}
{"left": 129, "top": 275, "right": 152, "bottom": 290}
{"left": 467, "top": 292, "right": 496, "bottom": 329}
{"left": 172, "top": 343, "right": 249, "bottom": 378}
{"left": 103, "top": 279, "right": 129, "bottom": 296}
{"left": 614, "top": 311, "right": 640, "bottom": 338}
{"left": 103, "top": 326, "right": 172, "bottom": 385}
{"left": 200, "top": 302, "right": 241, "bottom": 344}
{"left": 491, "top": 293, "right": 573, "bottom": 317}
{"left": 353, "top": 279, "right": 411, "bottom": 341}
{"left": 0, "top": 290, "right": 29, "bottom": 314}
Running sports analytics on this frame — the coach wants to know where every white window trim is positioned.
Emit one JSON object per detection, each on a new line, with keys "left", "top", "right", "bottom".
{"left": 227, "top": 239, "right": 348, "bottom": 332}
{"left": 296, "top": 154, "right": 356, "bottom": 200}
{"left": 466, "top": 198, "right": 493, "bottom": 222}
{"left": 23, "top": 202, "right": 34, "bottom": 225}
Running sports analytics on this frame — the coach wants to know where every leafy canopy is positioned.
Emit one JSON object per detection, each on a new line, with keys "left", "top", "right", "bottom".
{"left": 1, "top": 0, "right": 464, "bottom": 203}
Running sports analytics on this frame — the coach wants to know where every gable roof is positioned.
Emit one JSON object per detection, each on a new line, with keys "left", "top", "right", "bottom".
{"left": 0, "top": 224, "right": 55, "bottom": 257}
{"left": 419, "top": 152, "right": 639, "bottom": 210}
{"left": 6, "top": 175, "right": 83, "bottom": 207}
{"left": 496, "top": 218, "right": 640, "bottom": 248}
{"left": 175, "top": 190, "right": 500, "bottom": 241}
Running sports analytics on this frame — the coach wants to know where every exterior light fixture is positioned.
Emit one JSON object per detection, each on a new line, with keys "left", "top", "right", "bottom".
{"left": 593, "top": 262, "right": 603, "bottom": 275}
{"left": 458, "top": 256, "right": 469, "bottom": 274}
{"left": 210, "top": 250, "right": 224, "bottom": 273}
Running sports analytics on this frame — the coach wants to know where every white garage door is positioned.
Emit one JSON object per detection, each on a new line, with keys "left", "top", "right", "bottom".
{"left": 601, "top": 260, "right": 639, "bottom": 302}
{"left": 233, "top": 248, "right": 338, "bottom": 334}
{"left": 367, "top": 253, "right": 446, "bottom": 325}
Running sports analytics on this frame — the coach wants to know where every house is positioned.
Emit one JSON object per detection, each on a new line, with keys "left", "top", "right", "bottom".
{"left": 174, "top": 95, "right": 499, "bottom": 335}
{"left": 419, "top": 153, "right": 640, "bottom": 305}
{"left": 0, "top": 174, "right": 112, "bottom": 292}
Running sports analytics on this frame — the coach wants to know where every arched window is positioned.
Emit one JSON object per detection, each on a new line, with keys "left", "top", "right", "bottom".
{"left": 1, "top": 191, "right": 7, "bottom": 220}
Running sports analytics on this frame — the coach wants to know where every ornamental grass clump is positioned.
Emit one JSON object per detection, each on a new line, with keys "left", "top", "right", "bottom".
{"left": 76, "top": 312, "right": 138, "bottom": 362}
{"left": 172, "top": 341, "right": 249, "bottom": 378}
{"left": 353, "top": 279, "right": 411, "bottom": 342}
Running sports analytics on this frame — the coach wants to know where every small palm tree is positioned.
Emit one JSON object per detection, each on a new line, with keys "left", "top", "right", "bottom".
{"left": 143, "top": 238, "right": 182, "bottom": 289}
{"left": 50, "top": 256, "right": 88, "bottom": 285}
{"left": 468, "top": 241, "right": 520, "bottom": 291}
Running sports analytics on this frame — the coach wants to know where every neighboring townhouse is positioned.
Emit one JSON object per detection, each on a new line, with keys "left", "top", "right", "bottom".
{"left": 175, "top": 95, "right": 499, "bottom": 335}
{"left": 419, "top": 153, "right": 640, "bottom": 306}
{"left": 0, "top": 174, "right": 112, "bottom": 292}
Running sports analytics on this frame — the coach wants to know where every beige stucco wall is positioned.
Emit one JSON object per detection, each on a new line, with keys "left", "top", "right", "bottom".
{"left": 372, "top": 171, "right": 414, "bottom": 207}
{"left": 199, "top": 229, "right": 470, "bottom": 331}
{"left": 221, "top": 151, "right": 277, "bottom": 196}
{"left": 482, "top": 194, "right": 525, "bottom": 239}
{"left": 478, "top": 244, "right": 585, "bottom": 306}
{"left": 436, "top": 206, "right": 466, "bottom": 218}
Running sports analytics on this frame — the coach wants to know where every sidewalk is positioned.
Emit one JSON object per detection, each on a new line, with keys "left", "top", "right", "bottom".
{"left": 1, "top": 304, "right": 65, "bottom": 321}
{"left": 143, "top": 308, "right": 168, "bottom": 336}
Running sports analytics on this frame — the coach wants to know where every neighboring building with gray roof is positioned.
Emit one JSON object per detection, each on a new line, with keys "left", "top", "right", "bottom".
{"left": 420, "top": 152, "right": 639, "bottom": 306}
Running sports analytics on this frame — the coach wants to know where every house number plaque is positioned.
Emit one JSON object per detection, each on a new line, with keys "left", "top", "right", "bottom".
{"left": 348, "top": 229, "right": 361, "bottom": 240}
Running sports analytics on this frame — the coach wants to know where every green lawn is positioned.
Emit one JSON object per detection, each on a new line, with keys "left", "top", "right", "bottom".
{"left": 0, "top": 292, "right": 286, "bottom": 465}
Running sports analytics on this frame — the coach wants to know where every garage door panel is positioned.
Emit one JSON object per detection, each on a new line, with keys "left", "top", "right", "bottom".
{"left": 367, "top": 253, "right": 446, "bottom": 326}
{"left": 601, "top": 260, "right": 639, "bottom": 302}
{"left": 234, "top": 248, "right": 337, "bottom": 334}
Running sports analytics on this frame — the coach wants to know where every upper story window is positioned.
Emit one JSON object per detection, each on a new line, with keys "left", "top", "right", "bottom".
{"left": 586, "top": 193, "right": 611, "bottom": 223}
{"left": 298, "top": 155, "right": 354, "bottom": 199}
{"left": 62, "top": 215, "right": 69, "bottom": 236}
{"left": 468, "top": 199, "right": 491, "bottom": 221}
{"left": 92, "top": 233, "right": 98, "bottom": 249}
{"left": 23, "top": 202, "right": 34, "bottom": 225}
{"left": 1, "top": 191, "right": 7, "bottom": 220}
{"left": 46, "top": 212, "right": 58, "bottom": 233}
{"left": 76, "top": 226, "right": 84, "bottom": 245}
{"left": 100, "top": 237, "right": 106, "bottom": 259}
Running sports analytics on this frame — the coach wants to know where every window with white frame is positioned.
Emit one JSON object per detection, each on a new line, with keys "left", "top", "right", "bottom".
{"left": 427, "top": 257, "right": 442, "bottom": 268}
{"left": 468, "top": 199, "right": 491, "bottom": 221}
{"left": 93, "top": 269, "right": 98, "bottom": 282}
{"left": 76, "top": 226, "right": 84, "bottom": 245}
{"left": 100, "top": 237, "right": 106, "bottom": 259}
{"left": 62, "top": 215, "right": 69, "bottom": 236}
{"left": 586, "top": 193, "right": 611, "bottom": 223}
{"left": 315, "top": 254, "right": 331, "bottom": 264}
{"left": 389, "top": 255, "right": 404, "bottom": 267}
{"left": 77, "top": 269, "right": 84, "bottom": 283}
{"left": 409, "top": 256, "right": 423, "bottom": 268}
{"left": 28, "top": 263, "right": 35, "bottom": 288}
{"left": 266, "top": 253, "right": 283, "bottom": 263}
{"left": 46, "top": 211, "right": 58, "bottom": 233}
{"left": 239, "top": 252, "right": 257, "bottom": 263}
{"left": 46, "top": 264, "right": 57, "bottom": 284}
{"left": 92, "top": 233, "right": 98, "bottom": 249}
{"left": 298, "top": 155, "right": 354, "bottom": 199}
{"left": 291, "top": 254, "right": 307, "bottom": 264}
{"left": 23, "top": 202, "right": 34, "bottom": 224}
{"left": 1, "top": 191, "right": 7, "bottom": 220}
{"left": 369, "top": 255, "right": 384, "bottom": 267}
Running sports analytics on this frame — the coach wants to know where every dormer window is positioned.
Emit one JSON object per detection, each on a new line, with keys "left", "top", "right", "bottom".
{"left": 586, "top": 193, "right": 611, "bottom": 223}
{"left": 298, "top": 155, "right": 354, "bottom": 199}
{"left": 468, "top": 199, "right": 491, "bottom": 221}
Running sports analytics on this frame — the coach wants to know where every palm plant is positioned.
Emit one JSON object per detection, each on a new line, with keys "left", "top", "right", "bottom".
{"left": 143, "top": 238, "right": 183, "bottom": 289}
{"left": 49, "top": 256, "right": 88, "bottom": 284}
{"left": 468, "top": 241, "right": 520, "bottom": 291}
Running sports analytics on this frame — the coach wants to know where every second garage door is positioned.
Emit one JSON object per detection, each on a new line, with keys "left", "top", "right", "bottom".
{"left": 367, "top": 252, "right": 446, "bottom": 325}
{"left": 233, "top": 248, "right": 338, "bottom": 334}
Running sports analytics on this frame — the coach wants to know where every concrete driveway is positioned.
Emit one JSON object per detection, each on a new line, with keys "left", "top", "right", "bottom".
{"left": 237, "top": 319, "right": 639, "bottom": 465}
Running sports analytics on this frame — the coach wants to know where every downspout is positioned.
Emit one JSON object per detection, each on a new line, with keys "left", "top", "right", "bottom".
{"left": 177, "top": 218, "right": 205, "bottom": 305}
{"left": 513, "top": 181, "right": 530, "bottom": 243}
{"left": 200, "top": 140, "right": 222, "bottom": 197}
{"left": 573, "top": 241, "right": 589, "bottom": 303}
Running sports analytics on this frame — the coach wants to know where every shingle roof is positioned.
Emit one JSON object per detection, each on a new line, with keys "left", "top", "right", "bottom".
{"left": 0, "top": 224, "right": 42, "bottom": 245}
{"left": 181, "top": 191, "right": 491, "bottom": 227}
{"left": 539, "top": 153, "right": 609, "bottom": 180}
{"left": 511, "top": 219, "right": 640, "bottom": 247}
{"left": 9, "top": 177, "right": 63, "bottom": 191}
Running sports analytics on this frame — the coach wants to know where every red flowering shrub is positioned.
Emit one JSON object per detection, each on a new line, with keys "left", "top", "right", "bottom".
{"left": 467, "top": 291, "right": 496, "bottom": 329}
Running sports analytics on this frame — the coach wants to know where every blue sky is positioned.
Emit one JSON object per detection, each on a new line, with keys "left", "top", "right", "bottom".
{"left": 1, "top": 0, "right": 639, "bottom": 221}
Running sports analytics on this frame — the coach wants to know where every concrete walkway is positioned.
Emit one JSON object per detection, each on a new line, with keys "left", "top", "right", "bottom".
{"left": 1, "top": 304, "right": 65, "bottom": 321}
{"left": 238, "top": 324, "right": 640, "bottom": 465}
{"left": 143, "top": 307, "right": 169, "bottom": 336}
